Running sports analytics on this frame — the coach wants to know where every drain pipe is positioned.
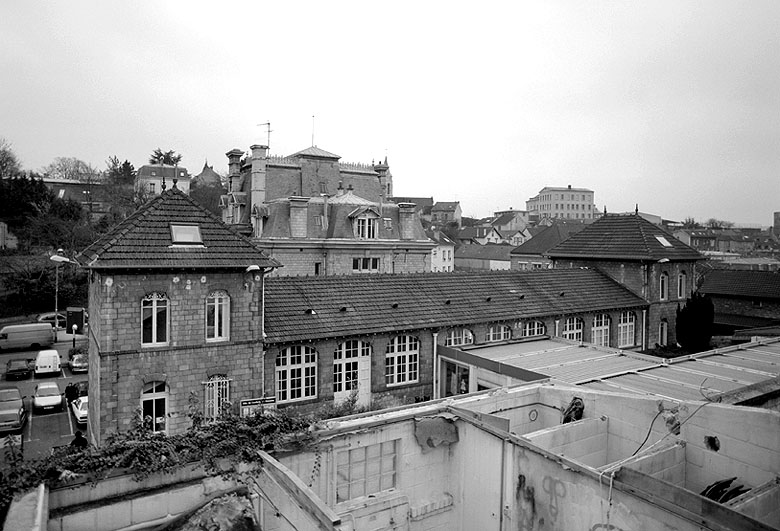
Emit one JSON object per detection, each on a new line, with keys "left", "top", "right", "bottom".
{"left": 432, "top": 331, "right": 439, "bottom": 399}
{"left": 642, "top": 309, "right": 647, "bottom": 351}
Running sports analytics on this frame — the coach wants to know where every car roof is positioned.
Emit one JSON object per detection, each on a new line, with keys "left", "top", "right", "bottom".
{"left": 37, "top": 381, "right": 59, "bottom": 389}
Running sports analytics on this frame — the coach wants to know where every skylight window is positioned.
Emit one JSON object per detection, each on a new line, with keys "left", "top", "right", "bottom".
{"left": 655, "top": 235, "right": 673, "bottom": 247}
{"left": 170, "top": 224, "right": 202, "bottom": 244}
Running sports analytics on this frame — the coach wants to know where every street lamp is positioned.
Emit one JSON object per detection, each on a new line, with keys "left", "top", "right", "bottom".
{"left": 50, "top": 250, "right": 76, "bottom": 342}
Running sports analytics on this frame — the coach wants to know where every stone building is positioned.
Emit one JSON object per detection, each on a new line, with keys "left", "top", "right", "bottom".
{"left": 136, "top": 164, "right": 191, "bottom": 196}
{"left": 75, "top": 185, "right": 280, "bottom": 445}
{"left": 698, "top": 269, "right": 780, "bottom": 334}
{"left": 220, "top": 145, "right": 433, "bottom": 276}
{"left": 546, "top": 213, "right": 704, "bottom": 348}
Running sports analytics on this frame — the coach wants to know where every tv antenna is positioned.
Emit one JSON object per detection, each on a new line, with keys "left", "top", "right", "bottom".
{"left": 257, "top": 122, "right": 272, "bottom": 148}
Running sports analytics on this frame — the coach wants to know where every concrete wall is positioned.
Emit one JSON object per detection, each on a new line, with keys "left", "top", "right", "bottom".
{"left": 680, "top": 401, "right": 780, "bottom": 493}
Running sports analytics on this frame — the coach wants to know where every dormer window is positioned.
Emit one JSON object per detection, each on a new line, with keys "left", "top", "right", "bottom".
{"left": 170, "top": 224, "right": 202, "bottom": 244}
{"left": 355, "top": 216, "right": 378, "bottom": 239}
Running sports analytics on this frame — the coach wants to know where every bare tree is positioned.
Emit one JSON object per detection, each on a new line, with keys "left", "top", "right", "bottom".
{"left": 42, "top": 157, "right": 101, "bottom": 182}
{"left": 0, "top": 137, "right": 22, "bottom": 178}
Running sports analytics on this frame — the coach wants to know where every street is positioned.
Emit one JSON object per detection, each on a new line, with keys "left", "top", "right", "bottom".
{"left": 1, "top": 333, "right": 88, "bottom": 464}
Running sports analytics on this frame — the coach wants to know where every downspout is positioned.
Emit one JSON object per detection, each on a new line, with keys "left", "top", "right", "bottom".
{"left": 432, "top": 331, "right": 439, "bottom": 399}
{"left": 261, "top": 268, "right": 272, "bottom": 398}
{"left": 642, "top": 309, "right": 647, "bottom": 351}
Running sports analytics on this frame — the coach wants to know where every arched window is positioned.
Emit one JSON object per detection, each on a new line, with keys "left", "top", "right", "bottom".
{"left": 445, "top": 328, "right": 474, "bottom": 347}
{"left": 333, "top": 340, "right": 371, "bottom": 394}
{"left": 658, "top": 319, "right": 668, "bottom": 347}
{"left": 591, "top": 314, "right": 610, "bottom": 347}
{"left": 204, "top": 374, "right": 231, "bottom": 419}
{"left": 206, "top": 290, "right": 230, "bottom": 341}
{"left": 521, "top": 321, "right": 546, "bottom": 337}
{"left": 562, "top": 317, "right": 583, "bottom": 341}
{"left": 141, "top": 381, "right": 168, "bottom": 433}
{"left": 486, "top": 324, "right": 511, "bottom": 342}
{"left": 385, "top": 335, "right": 419, "bottom": 386}
{"left": 276, "top": 345, "right": 318, "bottom": 403}
{"left": 659, "top": 272, "right": 669, "bottom": 301}
{"left": 141, "top": 292, "right": 168, "bottom": 346}
{"left": 677, "top": 271, "right": 687, "bottom": 299}
{"left": 618, "top": 312, "right": 636, "bottom": 348}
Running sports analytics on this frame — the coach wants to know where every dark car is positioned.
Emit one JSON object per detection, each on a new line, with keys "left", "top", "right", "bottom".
{"left": 5, "top": 358, "right": 34, "bottom": 380}
{"left": 0, "top": 386, "right": 28, "bottom": 435}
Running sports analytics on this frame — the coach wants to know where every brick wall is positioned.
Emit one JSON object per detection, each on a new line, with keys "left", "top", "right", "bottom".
{"left": 266, "top": 247, "right": 430, "bottom": 277}
{"left": 710, "top": 296, "right": 780, "bottom": 321}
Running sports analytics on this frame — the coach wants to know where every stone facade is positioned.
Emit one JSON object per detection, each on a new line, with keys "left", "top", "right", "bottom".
{"left": 552, "top": 258, "right": 698, "bottom": 347}
{"left": 87, "top": 269, "right": 266, "bottom": 444}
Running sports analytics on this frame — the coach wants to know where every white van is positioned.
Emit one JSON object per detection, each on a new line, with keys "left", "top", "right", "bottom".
{"left": 0, "top": 323, "right": 55, "bottom": 351}
{"left": 34, "top": 349, "right": 62, "bottom": 377}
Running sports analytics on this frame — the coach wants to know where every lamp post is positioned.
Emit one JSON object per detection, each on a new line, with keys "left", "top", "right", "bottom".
{"left": 50, "top": 251, "right": 76, "bottom": 342}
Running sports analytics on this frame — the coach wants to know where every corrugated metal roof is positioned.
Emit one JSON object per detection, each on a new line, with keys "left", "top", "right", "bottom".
{"left": 449, "top": 336, "right": 780, "bottom": 403}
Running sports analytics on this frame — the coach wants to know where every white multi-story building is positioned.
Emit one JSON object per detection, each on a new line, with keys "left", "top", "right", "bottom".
{"left": 526, "top": 185, "right": 595, "bottom": 220}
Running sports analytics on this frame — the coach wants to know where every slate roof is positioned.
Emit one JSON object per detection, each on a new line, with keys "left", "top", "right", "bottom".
{"left": 455, "top": 243, "right": 513, "bottom": 260}
{"left": 699, "top": 270, "right": 780, "bottom": 300}
{"left": 511, "top": 223, "right": 586, "bottom": 255}
{"left": 546, "top": 214, "right": 702, "bottom": 261}
{"left": 432, "top": 202, "right": 460, "bottom": 212}
{"left": 264, "top": 268, "right": 648, "bottom": 344}
{"left": 76, "top": 187, "right": 281, "bottom": 270}
{"left": 291, "top": 146, "right": 340, "bottom": 159}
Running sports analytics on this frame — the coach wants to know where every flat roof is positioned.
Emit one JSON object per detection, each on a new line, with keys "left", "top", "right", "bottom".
{"left": 445, "top": 337, "right": 780, "bottom": 403}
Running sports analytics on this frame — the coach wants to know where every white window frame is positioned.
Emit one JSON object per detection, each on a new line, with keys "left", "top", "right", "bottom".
{"left": 336, "top": 440, "right": 398, "bottom": 503}
{"left": 677, "top": 271, "right": 687, "bottom": 299}
{"left": 445, "top": 328, "right": 474, "bottom": 347}
{"left": 521, "top": 321, "right": 546, "bottom": 337}
{"left": 355, "top": 215, "right": 378, "bottom": 239}
{"left": 276, "top": 345, "right": 318, "bottom": 403}
{"left": 486, "top": 324, "right": 511, "bottom": 342}
{"left": 591, "top": 314, "right": 610, "bottom": 347}
{"left": 352, "top": 257, "right": 380, "bottom": 273}
{"left": 659, "top": 272, "right": 669, "bottom": 301}
{"left": 206, "top": 290, "right": 230, "bottom": 342}
{"left": 141, "top": 292, "right": 169, "bottom": 346}
{"left": 562, "top": 317, "right": 583, "bottom": 341}
{"left": 141, "top": 381, "right": 168, "bottom": 433}
{"left": 385, "top": 335, "right": 419, "bottom": 386}
{"left": 334, "top": 340, "right": 370, "bottom": 394}
{"left": 618, "top": 312, "right": 636, "bottom": 348}
{"left": 203, "top": 375, "right": 231, "bottom": 419}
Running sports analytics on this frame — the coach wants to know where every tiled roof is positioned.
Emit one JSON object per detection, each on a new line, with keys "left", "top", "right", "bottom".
{"left": 546, "top": 214, "right": 702, "bottom": 261}
{"left": 264, "top": 269, "right": 647, "bottom": 344}
{"left": 699, "top": 270, "right": 780, "bottom": 300}
{"left": 455, "top": 243, "right": 513, "bottom": 260}
{"left": 432, "top": 202, "right": 460, "bottom": 212}
{"left": 425, "top": 229, "right": 457, "bottom": 246}
{"left": 511, "top": 224, "right": 586, "bottom": 255}
{"left": 76, "top": 187, "right": 281, "bottom": 270}
{"left": 491, "top": 213, "right": 516, "bottom": 226}
{"left": 290, "top": 146, "right": 340, "bottom": 159}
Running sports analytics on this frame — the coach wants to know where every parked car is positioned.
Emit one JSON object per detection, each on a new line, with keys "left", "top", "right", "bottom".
{"left": 33, "top": 381, "right": 63, "bottom": 413}
{"left": 0, "top": 386, "right": 28, "bottom": 434}
{"left": 70, "top": 396, "right": 88, "bottom": 425}
{"left": 5, "top": 358, "right": 34, "bottom": 380}
{"left": 69, "top": 353, "right": 88, "bottom": 373}
{"left": 37, "top": 312, "right": 66, "bottom": 330}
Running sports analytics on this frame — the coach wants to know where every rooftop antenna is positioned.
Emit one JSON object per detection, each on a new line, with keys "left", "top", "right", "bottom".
{"left": 311, "top": 114, "right": 315, "bottom": 146}
{"left": 257, "top": 122, "right": 272, "bottom": 149}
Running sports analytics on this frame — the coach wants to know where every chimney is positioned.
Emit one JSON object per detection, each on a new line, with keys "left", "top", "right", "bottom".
{"left": 289, "top": 196, "right": 309, "bottom": 238}
{"left": 250, "top": 145, "right": 268, "bottom": 232}
{"left": 225, "top": 149, "right": 243, "bottom": 192}
{"left": 336, "top": 181, "right": 344, "bottom": 197}
{"left": 398, "top": 202, "right": 417, "bottom": 240}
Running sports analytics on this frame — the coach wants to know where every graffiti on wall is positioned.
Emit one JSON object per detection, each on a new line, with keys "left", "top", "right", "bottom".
{"left": 542, "top": 476, "right": 567, "bottom": 522}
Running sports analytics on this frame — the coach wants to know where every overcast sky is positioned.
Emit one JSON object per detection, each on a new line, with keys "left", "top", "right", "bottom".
{"left": 2, "top": 1, "right": 778, "bottom": 225}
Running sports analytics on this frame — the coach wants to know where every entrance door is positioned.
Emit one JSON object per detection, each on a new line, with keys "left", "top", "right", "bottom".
{"left": 334, "top": 340, "right": 371, "bottom": 407}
